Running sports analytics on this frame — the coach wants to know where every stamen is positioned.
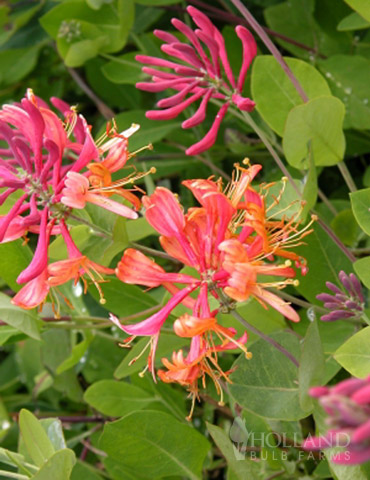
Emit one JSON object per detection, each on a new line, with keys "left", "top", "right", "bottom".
{"left": 128, "top": 338, "right": 152, "bottom": 366}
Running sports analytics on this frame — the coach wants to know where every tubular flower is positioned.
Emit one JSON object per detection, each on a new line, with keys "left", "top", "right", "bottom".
{"left": 317, "top": 271, "right": 365, "bottom": 322}
{"left": 303, "top": 376, "right": 370, "bottom": 465}
{"left": 136, "top": 6, "right": 257, "bottom": 155}
{"left": 158, "top": 326, "right": 249, "bottom": 420}
{"left": 112, "top": 162, "right": 314, "bottom": 404}
{"left": 1, "top": 89, "right": 149, "bottom": 311}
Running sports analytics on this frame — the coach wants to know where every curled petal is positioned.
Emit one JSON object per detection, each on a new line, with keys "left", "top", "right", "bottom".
{"left": 111, "top": 284, "right": 198, "bottom": 336}
{"left": 17, "top": 209, "right": 50, "bottom": 284}
{"left": 186, "top": 102, "right": 229, "bottom": 156}
{"left": 143, "top": 187, "right": 185, "bottom": 236}
{"left": 116, "top": 248, "right": 196, "bottom": 287}
{"left": 182, "top": 88, "right": 213, "bottom": 129}
{"left": 12, "top": 269, "right": 49, "bottom": 309}
{"left": 146, "top": 89, "right": 204, "bottom": 120}
{"left": 235, "top": 26, "right": 257, "bottom": 92}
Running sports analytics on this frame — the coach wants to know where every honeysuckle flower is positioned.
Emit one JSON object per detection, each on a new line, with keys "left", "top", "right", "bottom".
{"left": 1, "top": 89, "right": 148, "bottom": 311}
{"left": 317, "top": 271, "right": 365, "bottom": 322}
{"left": 303, "top": 376, "right": 370, "bottom": 464}
{"left": 158, "top": 326, "right": 250, "bottom": 419}
{"left": 136, "top": 6, "right": 257, "bottom": 155}
{"left": 12, "top": 220, "right": 115, "bottom": 313}
{"left": 112, "top": 163, "right": 313, "bottom": 391}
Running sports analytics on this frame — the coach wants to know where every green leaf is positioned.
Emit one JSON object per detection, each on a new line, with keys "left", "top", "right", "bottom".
{"left": 350, "top": 187, "right": 370, "bottom": 235}
{"left": 39, "top": 418, "right": 67, "bottom": 451}
{"left": 100, "top": 410, "right": 210, "bottom": 480}
{"left": 84, "top": 380, "right": 153, "bottom": 416}
{"left": 126, "top": 217, "right": 157, "bottom": 242}
{"left": 334, "top": 326, "right": 370, "bottom": 377}
{"left": 71, "top": 461, "right": 104, "bottom": 480}
{"left": 298, "top": 320, "right": 325, "bottom": 412}
{"left": 354, "top": 256, "right": 370, "bottom": 288}
{"left": 318, "top": 55, "right": 370, "bottom": 130}
{"left": 337, "top": 12, "right": 370, "bottom": 31}
{"left": 32, "top": 449, "right": 76, "bottom": 480}
{"left": 90, "top": 279, "right": 157, "bottom": 317}
{"left": 0, "top": 45, "right": 42, "bottom": 87}
{"left": 0, "top": 239, "right": 33, "bottom": 292}
{"left": 0, "top": 325, "right": 21, "bottom": 346}
{"left": 229, "top": 331, "right": 307, "bottom": 420}
{"left": 101, "top": 51, "right": 142, "bottom": 84}
{"left": 283, "top": 96, "right": 346, "bottom": 168}
{"left": 265, "top": 0, "right": 352, "bottom": 60}
{"left": 56, "top": 331, "right": 94, "bottom": 374}
{"left": 294, "top": 223, "right": 353, "bottom": 304}
{"left": 0, "top": 293, "right": 40, "bottom": 340}
{"left": 251, "top": 55, "right": 330, "bottom": 136}
{"left": 39, "top": 0, "right": 134, "bottom": 58}
{"left": 331, "top": 208, "right": 359, "bottom": 246}
{"left": 207, "top": 423, "right": 263, "bottom": 479}
{"left": 114, "top": 333, "right": 188, "bottom": 378}
{"left": 344, "top": 0, "right": 370, "bottom": 22}
{"left": 19, "top": 409, "right": 55, "bottom": 468}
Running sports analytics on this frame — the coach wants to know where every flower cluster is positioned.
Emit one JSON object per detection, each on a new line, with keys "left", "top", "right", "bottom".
{"left": 317, "top": 271, "right": 365, "bottom": 322}
{"left": 111, "top": 162, "right": 314, "bottom": 415}
{"left": 0, "top": 89, "right": 149, "bottom": 313}
{"left": 136, "top": 5, "right": 257, "bottom": 156}
{"left": 303, "top": 377, "right": 370, "bottom": 465}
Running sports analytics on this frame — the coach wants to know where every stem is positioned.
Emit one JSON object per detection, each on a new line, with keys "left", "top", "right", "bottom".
{"left": 68, "top": 213, "right": 111, "bottom": 238}
{"left": 228, "top": 0, "right": 309, "bottom": 102}
{"left": 337, "top": 162, "right": 357, "bottom": 192}
{"left": 67, "top": 67, "right": 115, "bottom": 120}
{"left": 0, "top": 471, "right": 29, "bottom": 480}
{"left": 230, "top": 309, "right": 299, "bottom": 367}
{"left": 273, "top": 290, "right": 327, "bottom": 314}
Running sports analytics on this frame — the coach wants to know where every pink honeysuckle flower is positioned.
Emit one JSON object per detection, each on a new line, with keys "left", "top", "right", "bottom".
{"left": 135, "top": 6, "right": 257, "bottom": 155}
{"left": 0, "top": 89, "right": 148, "bottom": 310}
{"left": 303, "top": 376, "right": 370, "bottom": 465}
{"left": 112, "top": 163, "right": 312, "bottom": 388}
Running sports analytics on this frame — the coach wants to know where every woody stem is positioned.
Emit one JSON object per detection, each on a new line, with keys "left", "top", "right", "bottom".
{"left": 217, "top": 290, "right": 299, "bottom": 367}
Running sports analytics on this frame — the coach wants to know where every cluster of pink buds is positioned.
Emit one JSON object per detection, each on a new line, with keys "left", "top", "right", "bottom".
{"left": 303, "top": 376, "right": 370, "bottom": 464}
{"left": 136, "top": 5, "right": 257, "bottom": 156}
{"left": 0, "top": 89, "right": 149, "bottom": 313}
{"left": 317, "top": 271, "right": 365, "bottom": 322}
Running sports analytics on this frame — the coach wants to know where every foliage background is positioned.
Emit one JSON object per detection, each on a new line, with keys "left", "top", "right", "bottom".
{"left": 0, "top": 0, "right": 369, "bottom": 479}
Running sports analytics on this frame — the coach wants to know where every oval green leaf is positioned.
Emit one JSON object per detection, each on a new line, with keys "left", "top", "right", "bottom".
{"left": 283, "top": 96, "right": 346, "bottom": 168}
